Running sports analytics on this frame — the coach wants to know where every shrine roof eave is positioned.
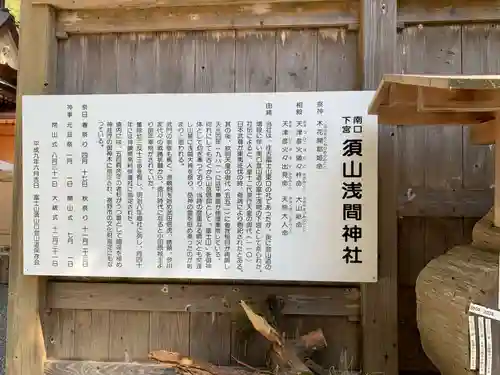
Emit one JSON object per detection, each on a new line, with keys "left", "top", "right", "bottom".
{"left": 368, "top": 74, "right": 500, "bottom": 145}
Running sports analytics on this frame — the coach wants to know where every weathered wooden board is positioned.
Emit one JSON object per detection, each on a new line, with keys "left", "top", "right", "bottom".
{"left": 56, "top": 2, "right": 358, "bottom": 34}
{"left": 0, "top": 255, "right": 8, "bottom": 284}
{"left": 398, "top": 0, "right": 500, "bottom": 25}
{"left": 359, "top": 1, "right": 398, "bottom": 375}
{"left": 44, "top": 361, "right": 257, "bottom": 375}
{"left": 396, "top": 25, "right": 463, "bottom": 209}
{"left": 47, "top": 282, "right": 360, "bottom": 316}
{"left": 42, "top": 29, "right": 361, "bottom": 370}
{"left": 45, "top": 360, "right": 177, "bottom": 375}
{"left": 424, "top": 218, "right": 467, "bottom": 263}
{"left": 34, "top": 0, "right": 500, "bottom": 33}
{"left": 6, "top": 4, "right": 57, "bottom": 375}
{"left": 398, "top": 218, "right": 425, "bottom": 288}
{"left": 462, "top": 25, "right": 499, "bottom": 191}
{"left": 398, "top": 285, "right": 435, "bottom": 372}
{"left": 398, "top": 188, "right": 492, "bottom": 217}
{"left": 38, "top": 0, "right": 350, "bottom": 9}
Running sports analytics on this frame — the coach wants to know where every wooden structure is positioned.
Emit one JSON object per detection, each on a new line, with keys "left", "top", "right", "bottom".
{"left": 11, "top": 1, "right": 500, "bottom": 375}
{"left": 0, "top": 7, "right": 17, "bottom": 282}
{"left": 0, "top": 6, "right": 17, "bottom": 165}
{"left": 369, "top": 74, "right": 500, "bottom": 375}
{"left": 10, "top": 1, "right": 395, "bottom": 375}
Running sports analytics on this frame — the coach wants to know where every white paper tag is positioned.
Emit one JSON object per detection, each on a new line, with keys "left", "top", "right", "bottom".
{"left": 486, "top": 318, "right": 492, "bottom": 375}
{"left": 479, "top": 316, "right": 486, "bottom": 375}
{"left": 470, "top": 315, "right": 477, "bottom": 370}
{"left": 469, "top": 303, "right": 500, "bottom": 322}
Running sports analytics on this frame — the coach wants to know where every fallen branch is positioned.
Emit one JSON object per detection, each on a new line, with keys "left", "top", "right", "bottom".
{"left": 294, "top": 329, "right": 327, "bottom": 359}
{"left": 231, "top": 355, "right": 272, "bottom": 374}
{"left": 239, "top": 300, "right": 283, "bottom": 346}
{"left": 149, "top": 350, "right": 271, "bottom": 375}
{"left": 148, "top": 350, "right": 217, "bottom": 375}
{"left": 239, "top": 300, "right": 316, "bottom": 375}
{"left": 268, "top": 341, "right": 312, "bottom": 375}
{"left": 304, "top": 359, "right": 329, "bottom": 375}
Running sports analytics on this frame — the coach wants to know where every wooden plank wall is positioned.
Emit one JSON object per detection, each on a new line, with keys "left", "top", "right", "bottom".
{"left": 7, "top": 9, "right": 500, "bottom": 375}
{"left": 43, "top": 29, "right": 363, "bottom": 370}
{"left": 396, "top": 24, "right": 497, "bottom": 373}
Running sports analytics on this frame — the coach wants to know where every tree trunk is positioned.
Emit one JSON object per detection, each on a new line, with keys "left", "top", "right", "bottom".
{"left": 415, "top": 244, "right": 498, "bottom": 375}
{"left": 472, "top": 208, "right": 500, "bottom": 254}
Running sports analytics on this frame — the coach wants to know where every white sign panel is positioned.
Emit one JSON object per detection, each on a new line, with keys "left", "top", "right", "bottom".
{"left": 22, "top": 91, "right": 378, "bottom": 282}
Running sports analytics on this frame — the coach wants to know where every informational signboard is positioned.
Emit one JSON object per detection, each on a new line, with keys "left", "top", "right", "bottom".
{"left": 22, "top": 91, "right": 378, "bottom": 282}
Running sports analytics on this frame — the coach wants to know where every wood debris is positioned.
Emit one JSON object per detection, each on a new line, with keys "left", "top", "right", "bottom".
{"left": 294, "top": 329, "right": 327, "bottom": 355}
{"left": 240, "top": 300, "right": 283, "bottom": 346}
{"left": 148, "top": 298, "right": 330, "bottom": 375}
{"left": 148, "top": 350, "right": 266, "bottom": 375}
{"left": 148, "top": 350, "right": 217, "bottom": 375}
{"left": 239, "top": 300, "right": 328, "bottom": 375}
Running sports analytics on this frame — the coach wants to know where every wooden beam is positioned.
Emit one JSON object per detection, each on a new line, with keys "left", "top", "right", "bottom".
{"left": 45, "top": 360, "right": 177, "bottom": 375}
{"left": 377, "top": 105, "right": 495, "bottom": 125}
{"left": 359, "top": 1, "right": 398, "bottom": 375}
{"left": 494, "top": 119, "right": 500, "bottom": 311}
{"left": 398, "top": 0, "right": 500, "bottom": 25}
{"left": 6, "top": 3, "right": 58, "bottom": 375}
{"left": 31, "top": 0, "right": 500, "bottom": 27}
{"left": 35, "top": 0, "right": 347, "bottom": 9}
{"left": 386, "top": 82, "right": 415, "bottom": 105}
{"left": 382, "top": 74, "right": 500, "bottom": 90}
{"left": 369, "top": 79, "right": 500, "bottom": 129}
{"left": 379, "top": 83, "right": 500, "bottom": 112}
{"left": 48, "top": 1, "right": 500, "bottom": 36}
{"left": 417, "top": 87, "right": 500, "bottom": 113}
{"left": 397, "top": 188, "right": 493, "bottom": 218}
{"left": 470, "top": 120, "right": 496, "bottom": 145}
{"left": 495, "top": 121, "right": 500, "bottom": 229}
{"left": 46, "top": 282, "right": 361, "bottom": 316}
{"left": 371, "top": 82, "right": 500, "bottom": 126}
{"left": 44, "top": 361, "right": 260, "bottom": 375}
{"left": 56, "top": 1, "right": 357, "bottom": 34}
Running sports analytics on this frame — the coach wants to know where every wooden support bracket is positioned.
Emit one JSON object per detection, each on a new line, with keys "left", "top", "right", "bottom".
{"left": 417, "top": 87, "right": 500, "bottom": 113}
{"left": 469, "top": 119, "right": 500, "bottom": 145}
{"left": 377, "top": 105, "right": 494, "bottom": 126}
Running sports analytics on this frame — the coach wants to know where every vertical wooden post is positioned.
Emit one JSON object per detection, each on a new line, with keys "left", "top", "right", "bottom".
{"left": 495, "top": 120, "right": 500, "bottom": 311}
{"left": 359, "top": 1, "right": 398, "bottom": 375}
{"left": 6, "top": 2, "right": 57, "bottom": 375}
{"left": 495, "top": 121, "right": 500, "bottom": 229}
